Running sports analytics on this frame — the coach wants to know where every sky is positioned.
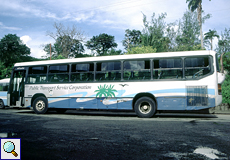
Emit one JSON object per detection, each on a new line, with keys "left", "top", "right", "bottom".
{"left": 0, "top": 0, "right": 230, "bottom": 58}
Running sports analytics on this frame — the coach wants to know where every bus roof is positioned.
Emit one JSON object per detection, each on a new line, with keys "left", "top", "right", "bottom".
{"left": 0, "top": 78, "right": 10, "bottom": 83}
{"left": 14, "top": 50, "right": 216, "bottom": 67}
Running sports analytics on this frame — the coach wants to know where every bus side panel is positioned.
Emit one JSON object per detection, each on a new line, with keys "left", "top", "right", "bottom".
{"left": 48, "top": 98, "right": 69, "bottom": 108}
{"left": 185, "top": 75, "right": 216, "bottom": 110}
{"left": 69, "top": 98, "right": 97, "bottom": 109}
{"left": 117, "top": 98, "right": 133, "bottom": 110}
{"left": 24, "top": 78, "right": 216, "bottom": 111}
{"left": 0, "top": 91, "right": 8, "bottom": 106}
{"left": 156, "top": 97, "right": 186, "bottom": 110}
{"left": 24, "top": 97, "right": 31, "bottom": 108}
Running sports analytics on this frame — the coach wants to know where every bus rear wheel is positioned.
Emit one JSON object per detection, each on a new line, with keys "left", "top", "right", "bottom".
{"left": 0, "top": 100, "right": 5, "bottom": 109}
{"left": 134, "top": 97, "right": 156, "bottom": 118}
{"left": 33, "top": 97, "right": 48, "bottom": 114}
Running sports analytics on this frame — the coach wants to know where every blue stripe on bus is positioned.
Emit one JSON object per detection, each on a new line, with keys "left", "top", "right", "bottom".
{"left": 46, "top": 96, "right": 215, "bottom": 111}
{"left": 0, "top": 92, "right": 7, "bottom": 96}
{"left": 27, "top": 88, "right": 216, "bottom": 110}
{"left": 0, "top": 92, "right": 7, "bottom": 106}
{"left": 150, "top": 88, "right": 215, "bottom": 95}
{"left": 156, "top": 97, "right": 215, "bottom": 110}
{"left": 46, "top": 88, "right": 216, "bottom": 100}
{"left": 122, "top": 88, "right": 215, "bottom": 98}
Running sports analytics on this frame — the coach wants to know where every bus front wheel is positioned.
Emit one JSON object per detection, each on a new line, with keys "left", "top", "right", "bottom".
{"left": 134, "top": 97, "right": 156, "bottom": 118}
{"left": 0, "top": 100, "right": 5, "bottom": 109}
{"left": 33, "top": 97, "right": 48, "bottom": 114}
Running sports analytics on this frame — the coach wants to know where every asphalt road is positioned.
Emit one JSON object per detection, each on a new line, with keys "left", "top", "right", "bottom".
{"left": 0, "top": 108, "right": 230, "bottom": 160}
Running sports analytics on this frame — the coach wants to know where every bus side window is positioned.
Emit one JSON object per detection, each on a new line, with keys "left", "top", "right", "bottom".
{"left": 153, "top": 58, "right": 182, "bottom": 79}
{"left": 71, "top": 63, "right": 94, "bottom": 82}
{"left": 27, "top": 66, "right": 47, "bottom": 83}
{"left": 96, "top": 62, "right": 121, "bottom": 81}
{"left": 3, "top": 85, "right": 9, "bottom": 91}
{"left": 185, "top": 57, "right": 211, "bottom": 79}
{"left": 48, "top": 65, "right": 69, "bottom": 83}
{"left": 123, "top": 60, "right": 150, "bottom": 80}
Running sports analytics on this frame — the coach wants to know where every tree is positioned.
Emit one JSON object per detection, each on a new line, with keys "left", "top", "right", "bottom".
{"left": 45, "top": 23, "right": 85, "bottom": 58}
{"left": 126, "top": 46, "right": 157, "bottom": 54}
{"left": 106, "top": 49, "right": 122, "bottom": 56}
{"left": 204, "top": 29, "right": 219, "bottom": 50}
{"left": 215, "top": 28, "right": 230, "bottom": 105}
{"left": 0, "top": 61, "right": 11, "bottom": 79}
{"left": 186, "top": 0, "right": 211, "bottom": 49}
{"left": 175, "top": 10, "right": 201, "bottom": 51}
{"left": 0, "top": 34, "right": 30, "bottom": 67}
{"left": 215, "top": 28, "right": 230, "bottom": 56}
{"left": 0, "top": 34, "right": 38, "bottom": 78}
{"left": 220, "top": 52, "right": 230, "bottom": 104}
{"left": 122, "top": 29, "right": 142, "bottom": 50}
{"left": 141, "top": 12, "right": 172, "bottom": 52}
{"left": 85, "top": 33, "right": 118, "bottom": 56}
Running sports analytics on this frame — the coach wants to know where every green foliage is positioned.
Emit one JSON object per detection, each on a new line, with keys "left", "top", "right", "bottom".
{"left": 106, "top": 49, "right": 122, "bottom": 56}
{"left": 186, "top": 0, "right": 211, "bottom": 49}
{"left": 204, "top": 29, "right": 219, "bottom": 50}
{"left": 0, "top": 61, "right": 11, "bottom": 79}
{"left": 176, "top": 44, "right": 202, "bottom": 51}
{"left": 43, "top": 36, "right": 85, "bottom": 59}
{"left": 222, "top": 52, "right": 230, "bottom": 72}
{"left": 126, "top": 46, "right": 157, "bottom": 54}
{"left": 222, "top": 74, "right": 230, "bottom": 104}
{"left": 122, "top": 29, "right": 142, "bottom": 50}
{"left": 53, "top": 55, "right": 66, "bottom": 60}
{"left": 0, "top": 34, "right": 30, "bottom": 67}
{"left": 215, "top": 28, "right": 230, "bottom": 56}
{"left": 186, "top": 0, "right": 203, "bottom": 48}
{"left": 86, "top": 33, "right": 118, "bottom": 56}
{"left": 0, "top": 34, "right": 39, "bottom": 78}
{"left": 175, "top": 10, "right": 201, "bottom": 51}
{"left": 141, "top": 12, "right": 172, "bottom": 52}
{"left": 186, "top": 0, "right": 201, "bottom": 12}
{"left": 219, "top": 52, "right": 230, "bottom": 104}
{"left": 45, "top": 23, "right": 85, "bottom": 59}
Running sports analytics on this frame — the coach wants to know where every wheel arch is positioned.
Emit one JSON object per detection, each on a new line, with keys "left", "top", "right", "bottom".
{"left": 31, "top": 93, "right": 47, "bottom": 107}
{"left": 0, "top": 98, "right": 5, "bottom": 109}
{"left": 132, "top": 92, "right": 157, "bottom": 110}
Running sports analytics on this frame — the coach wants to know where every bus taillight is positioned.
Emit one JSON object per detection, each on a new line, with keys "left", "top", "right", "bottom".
{"left": 218, "top": 84, "right": 222, "bottom": 95}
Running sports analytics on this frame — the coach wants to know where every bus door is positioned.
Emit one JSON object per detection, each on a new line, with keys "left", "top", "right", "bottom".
{"left": 8, "top": 67, "right": 27, "bottom": 107}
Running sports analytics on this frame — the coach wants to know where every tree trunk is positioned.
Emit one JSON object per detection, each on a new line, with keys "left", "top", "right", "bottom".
{"left": 220, "top": 52, "right": 225, "bottom": 73}
{"left": 211, "top": 39, "right": 213, "bottom": 50}
{"left": 198, "top": 2, "right": 203, "bottom": 49}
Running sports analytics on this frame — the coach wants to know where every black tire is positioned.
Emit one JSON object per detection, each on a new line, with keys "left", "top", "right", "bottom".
{"left": 33, "top": 97, "right": 48, "bottom": 114}
{"left": 56, "top": 109, "right": 67, "bottom": 114}
{"left": 0, "top": 99, "right": 5, "bottom": 109}
{"left": 134, "top": 97, "right": 156, "bottom": 118}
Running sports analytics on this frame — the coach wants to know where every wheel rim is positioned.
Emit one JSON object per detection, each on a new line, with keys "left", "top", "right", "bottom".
{"left": 139, "top": 101, "right": 151, "bottom": 114}
{"left": 36, "top": 100, "right": 45, "bottom": 111}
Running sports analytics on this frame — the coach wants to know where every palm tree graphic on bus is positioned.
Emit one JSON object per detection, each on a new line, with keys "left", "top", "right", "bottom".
{"left": 95, "top": 84, "right": 117, "bottom": 97}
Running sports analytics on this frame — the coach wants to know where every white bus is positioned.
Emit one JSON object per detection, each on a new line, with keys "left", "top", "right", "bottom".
{"left": 0, "top": 78, "right": 10, "bottom": 109}
{"left": 6, "top": 50, "right": 225, "bottom": 117}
